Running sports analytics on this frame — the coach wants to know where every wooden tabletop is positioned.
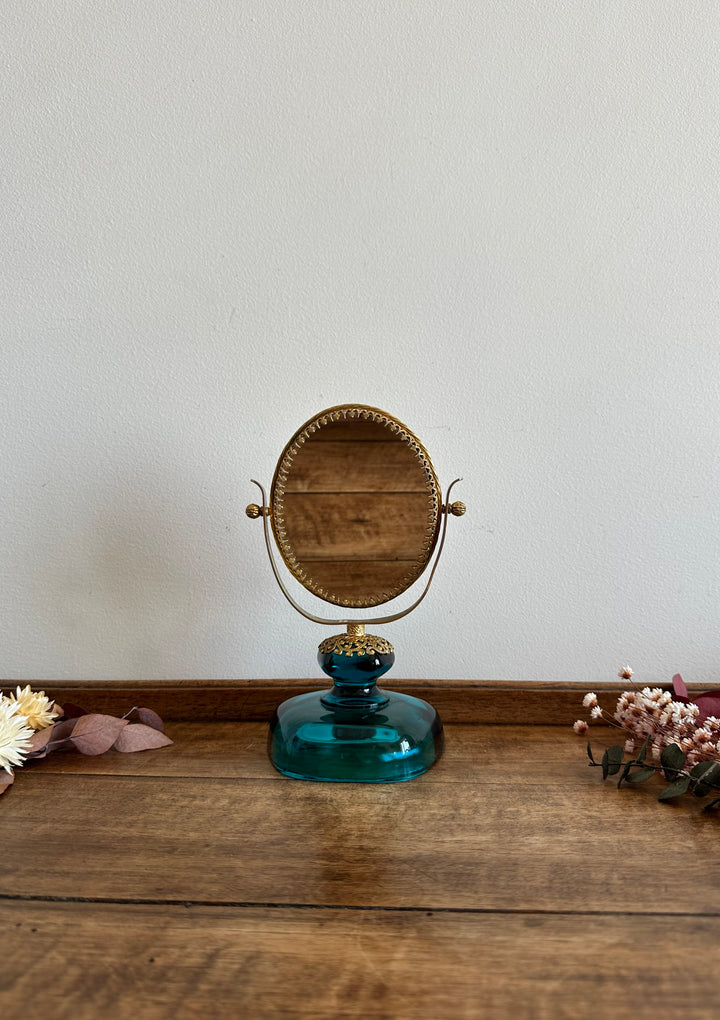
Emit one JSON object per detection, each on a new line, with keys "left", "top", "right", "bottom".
{"left": 2, "top": 682, "right": 719, "bottom": 1019}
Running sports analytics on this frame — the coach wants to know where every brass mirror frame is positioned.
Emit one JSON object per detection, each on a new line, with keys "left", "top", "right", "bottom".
{"left": 269, "top": 404, "right": 443, "bottom": 609}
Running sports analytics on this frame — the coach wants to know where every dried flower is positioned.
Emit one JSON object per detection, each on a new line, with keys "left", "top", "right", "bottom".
{"left": 573, "top": 719, "right": 588, "bottom": 735}
{"left": 0, "top": 698, "right": 34, "bottom": 775}
{"left": 7, "top": 685, "right": 58, "bottom": 731}
{"left": 578, "top": 670, "right": 720, "bottom": 810}
{"left": 0, "top": 693, "right": 173, "bottom": 799}
{"left": 618, "top": 666, "right": 633, "bottom": 680}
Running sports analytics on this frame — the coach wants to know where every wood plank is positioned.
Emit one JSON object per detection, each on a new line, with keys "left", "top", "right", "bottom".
{"left": 281, "top": 439, "right": 428, "bottom": 492}
{"left": 278, "top": 557, "right": 423, "bottom": 603}
{"left": 22, "top": 680, "right": 628, "bottom": 724}
{"left": 2, "top": 901, "right": 719, "bottom": 1020}
{"left": 14, "top": 723, "right": 599, "bottom": 781}
{"left": 280, "top": 492, "right": 434, "bottom": 559}
{"left": 2, "top": 728, "right": 719, "bottom": 914}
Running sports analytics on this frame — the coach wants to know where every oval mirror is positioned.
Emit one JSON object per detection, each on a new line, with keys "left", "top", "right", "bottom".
{"left": 270, "top": 405, "right": 442, "bottom": 608}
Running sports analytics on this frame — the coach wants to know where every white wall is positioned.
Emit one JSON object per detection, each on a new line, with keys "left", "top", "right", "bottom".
{"left": 3, "top": 3, "right": 720, "bottom": 685}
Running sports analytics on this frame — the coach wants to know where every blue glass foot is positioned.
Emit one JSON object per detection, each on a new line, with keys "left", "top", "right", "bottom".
{"left": 267, "top": 632, "right": 444, "bottom": 782}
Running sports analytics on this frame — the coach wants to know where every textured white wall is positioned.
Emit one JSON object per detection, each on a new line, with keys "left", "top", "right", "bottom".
{"left": 3, "top": 3, "right": 720, "bottom": 685}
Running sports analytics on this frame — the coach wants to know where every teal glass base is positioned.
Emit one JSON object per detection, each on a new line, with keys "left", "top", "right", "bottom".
{"left": 268, "top": 641, "right": 444, "bottom": 783}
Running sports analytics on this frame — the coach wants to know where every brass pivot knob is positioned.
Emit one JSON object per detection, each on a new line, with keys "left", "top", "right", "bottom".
{"left": 246, "top": 504, "right": 270, "bottom": 519}
{"left": 448, "top": 501, "right": 466, "bottom": 517}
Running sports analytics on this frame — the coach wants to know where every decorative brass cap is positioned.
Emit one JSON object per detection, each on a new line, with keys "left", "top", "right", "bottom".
{"left": 448, "top": 501, "right": 466, "bottom": 517}
{"left": 246, "top": 504, "right": 270, "bottom": 519}
{"left": 318, "top": 632, "right": 395, "bottom": 657}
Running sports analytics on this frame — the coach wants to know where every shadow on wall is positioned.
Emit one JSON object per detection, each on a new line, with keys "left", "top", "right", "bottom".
{"left": 32, "top": 465, "right": 255, "bottom": 680}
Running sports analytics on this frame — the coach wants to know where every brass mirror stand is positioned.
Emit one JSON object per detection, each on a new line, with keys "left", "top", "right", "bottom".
{"left": 247, "top": 405, "right": 464, "bottom": 783}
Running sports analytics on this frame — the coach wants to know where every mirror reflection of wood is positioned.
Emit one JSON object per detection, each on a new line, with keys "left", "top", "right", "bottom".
{"left": 271, "top": 406, "right": 442, "bottom": 608}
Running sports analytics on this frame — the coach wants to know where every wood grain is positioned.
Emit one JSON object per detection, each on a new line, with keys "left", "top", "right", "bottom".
{"left": 2, "top": 724, "right": 718, "bottom": 915}
{"left": 272, "top": 411, "right": 441, "bottom": 605}
{"left": 25, "top": 679, "right": 627, "bottom": 724}
{"left": 282, "top": 438, "right": 428, "bottom": 493}
{"left": 281, "top": 492, "right": 434, "bottom": 559}
{"left": 19, "top": 723, "right": 589, "bottom": 780}
{"left": 276, "top": 557, "right": 423, "bottom": 603}
{"left": 2, "top": 900, "right": 719, "bottom": 1020}
{"left": 3, "top": 702, "right": 720, "bottom": 1019}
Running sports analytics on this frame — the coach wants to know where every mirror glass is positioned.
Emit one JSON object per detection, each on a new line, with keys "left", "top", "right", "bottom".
{"left": 270, "top": 405, "right": 442, "bottom": 608}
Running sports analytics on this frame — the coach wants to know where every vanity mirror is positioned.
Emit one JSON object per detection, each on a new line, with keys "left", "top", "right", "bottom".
{"left": 246, "top": 404, "right": 465, "bottom": 783}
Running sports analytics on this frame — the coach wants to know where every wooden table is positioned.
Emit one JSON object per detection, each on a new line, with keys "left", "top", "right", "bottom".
{"left": 2, "top": 681, "right": 719, "bottom": 1019}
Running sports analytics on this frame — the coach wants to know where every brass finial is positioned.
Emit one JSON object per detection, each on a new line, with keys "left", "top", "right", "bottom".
{"left": 246, "top": 504, "right": 270, "bottom": 519}
{"left": 448, "top": 501, "right": 466, "bottom": 517}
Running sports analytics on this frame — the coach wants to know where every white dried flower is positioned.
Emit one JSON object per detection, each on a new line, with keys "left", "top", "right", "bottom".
{"left": 582, "top": 693, "right": 598, "bottom": 709}
{"left": 0, "top": 698, "right": 34, "bottom": 774}
{"left": 573, "top": 720, "right": 589, "bottom": 735}
{"left": 590, "top": 705, "right": 603, "bottom": 720}
{"left": 618, "top": 666, "right": 633, "bottom": 680}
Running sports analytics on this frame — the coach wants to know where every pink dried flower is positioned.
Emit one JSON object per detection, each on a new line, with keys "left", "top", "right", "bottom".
{"left": 577, "top": 672, "right": 720, "bottom": 805}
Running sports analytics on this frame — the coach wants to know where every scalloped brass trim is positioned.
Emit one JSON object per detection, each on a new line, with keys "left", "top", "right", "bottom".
{"left": 318, "top": 632, "right": 395, "bottom": 657}
{"left": 270, "top": 404, "right": 442, "bottom": 608}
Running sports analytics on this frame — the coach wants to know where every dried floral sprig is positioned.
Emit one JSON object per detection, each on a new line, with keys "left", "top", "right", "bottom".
{"left": 0, "top": 687, "right": 172, "bottom": 797}
{"left": 576, "top": 669, "right": 720, "bottom": 810}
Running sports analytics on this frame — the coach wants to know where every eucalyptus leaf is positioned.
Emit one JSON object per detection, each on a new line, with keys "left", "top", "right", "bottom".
{"left": 602, "top": 745, "right": 624, "bottom": 780}
{"left": 660, "top": 743, "right": 686, "bottom": 780}
{"left": 658, "top": 775, "right": 690, "bottom": 800}
{"left": 112, "top": 723, "right": 172, "bottom": 753}
{"left": 625, "top": 766, "right": 656, "bottom": 784}
{"left": 701, "top": 762, "right": 720, "bottom": 788}
{"left": 636, "top": 735, "right": 651, "bottom": 765}
{"left": 692, "top": 761, "right": 720, "bottom": 797}
{"left": 586, "top": 742, "right": 595, "bottom": 764}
